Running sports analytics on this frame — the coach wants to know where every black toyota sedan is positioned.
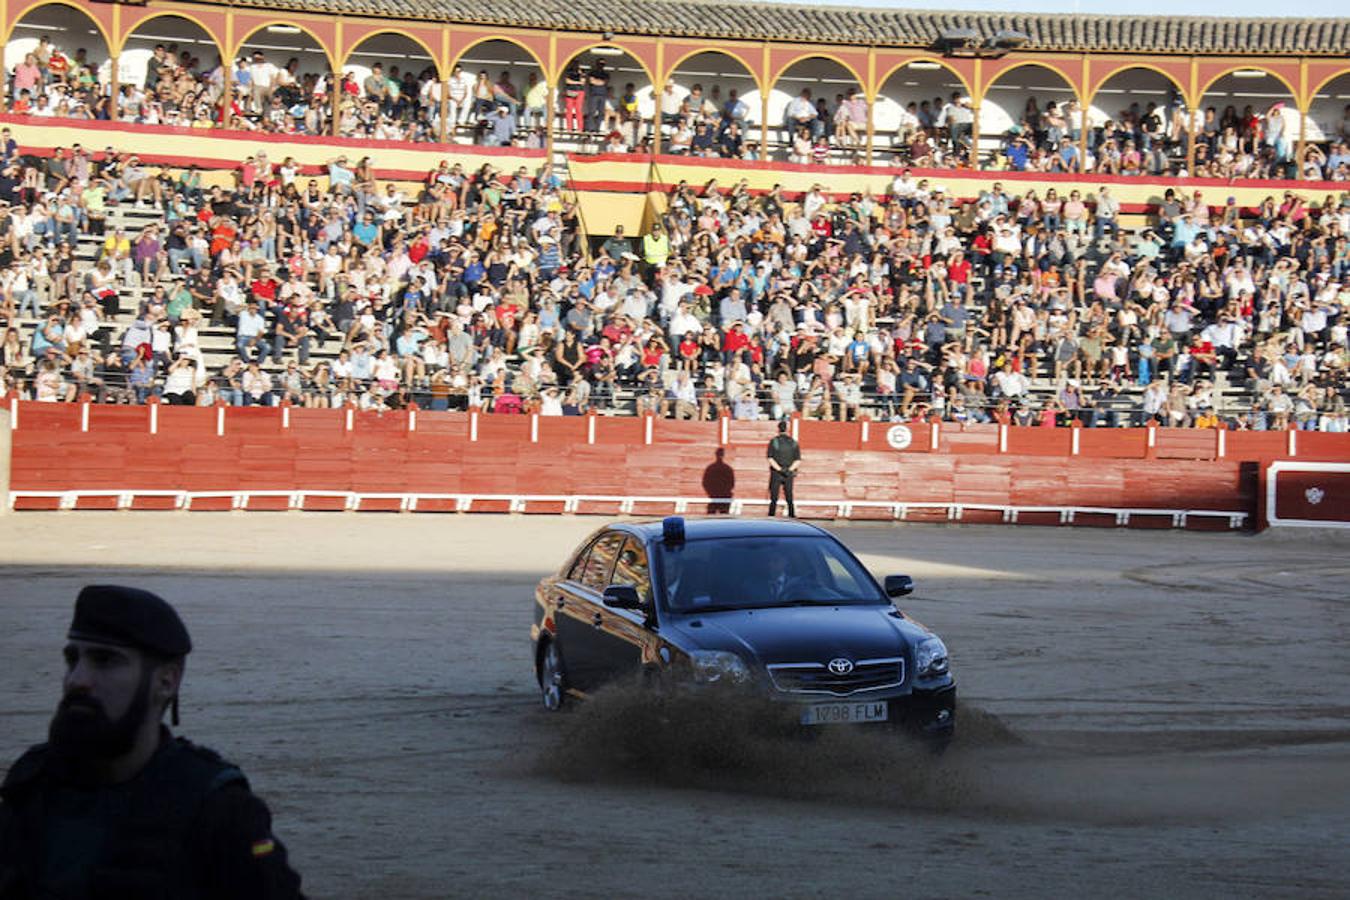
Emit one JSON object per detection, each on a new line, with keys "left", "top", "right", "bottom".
{"left": 530, "top": 517, "right": 955, "bottom": 736}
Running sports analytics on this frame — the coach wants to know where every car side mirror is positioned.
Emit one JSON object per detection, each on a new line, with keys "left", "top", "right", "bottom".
{"left": 603, "top": 584, "right": 643, "bottom": 610}
{"left": 884, "top": 575, "right": 914, "bottom": 598}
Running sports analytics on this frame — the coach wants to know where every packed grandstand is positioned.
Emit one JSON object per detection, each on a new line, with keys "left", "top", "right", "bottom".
{"left": 0, "top": 2, "right": 1347, "bottom": 431}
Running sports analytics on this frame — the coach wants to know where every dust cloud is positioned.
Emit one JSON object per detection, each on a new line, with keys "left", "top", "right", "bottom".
{"left": 532, "top": 680, "right": 1021, "bottom": 814}
{"left": 530, "top": 681, "right": 1350, "bottom": 829}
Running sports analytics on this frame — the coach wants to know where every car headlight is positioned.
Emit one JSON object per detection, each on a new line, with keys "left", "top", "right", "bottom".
{"left": 914, "top": 637, "right": 949, "bottom": 677}
{"left": 688, "top": 650, "right": 752, "bottom": 685}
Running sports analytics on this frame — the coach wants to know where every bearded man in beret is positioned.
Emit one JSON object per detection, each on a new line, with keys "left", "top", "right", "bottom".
{"left": 0, "top": 585, "right": 304, "bottom": 899}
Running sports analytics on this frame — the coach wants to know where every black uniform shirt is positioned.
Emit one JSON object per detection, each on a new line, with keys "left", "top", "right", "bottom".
{"left": 0, "top": 734, "right": 304, "bottom": 900}
{"left": 767, "top": 434, "right": 801, "bottom": 471}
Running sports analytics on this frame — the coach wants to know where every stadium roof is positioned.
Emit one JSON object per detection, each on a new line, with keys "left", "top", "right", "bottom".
{"left": 229, "top": 0, "right": 1350, "bottom": 55}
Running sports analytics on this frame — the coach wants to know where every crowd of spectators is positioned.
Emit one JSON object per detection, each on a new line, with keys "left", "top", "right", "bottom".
{"left": 5, "top": 37, "right": 550, "bottom": 148}
{"left": 1, "top": 127, "right": 1347, "bottom": 431}
{"left": 991, "top": 95, "right": 1350, "bottom": 182}
{"left": 9, "top": 34, "right": 1350, "bottom": 174}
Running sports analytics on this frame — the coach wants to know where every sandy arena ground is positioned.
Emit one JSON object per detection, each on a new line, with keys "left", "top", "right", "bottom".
{"left": 1, "top": 512, "right": 1348, "bottom": 899}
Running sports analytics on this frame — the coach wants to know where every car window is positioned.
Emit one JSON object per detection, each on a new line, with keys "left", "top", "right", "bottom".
{"left": 823, "top": 555, "right": 870, "bottom": 597}
{"left": 581, "top": 533, "right": 624, "bottom": 592}
{"left": 566, "top": 538, "right": 596, "bottom": 582}
{"left": 657, "top": 535, "right": 884, "bottom": 612}
{"left": 612, "top": 538, "right": 652, "bottom": 606}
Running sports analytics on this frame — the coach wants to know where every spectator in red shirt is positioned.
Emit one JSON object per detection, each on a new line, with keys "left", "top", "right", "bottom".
{"left": 746, "top": 335, "right": 765, "bottom": 367}
{"left": 249, "top": 273, "right": 280, "bottom": 306}
{"left": 601, "top": 316, "right": 633, "bottom": 346}
{"left": 238, "top": 156, "right": 258, "bottom": 197}
{"left": 947, "top": 250, "right": 972, "bottom": 285}
{"left": 640, "top": 336, "right": 667, "bottom": 373}
{"left": 677, "top": 333, "right": 700, "bottom": 372}
{"left": 209, "top": 217, "right": 237, "bottom": 259}
{"left": 1185, "top": 335, "right": 1217, "bottom": 385}
{"left": 408, "top": 229, "right": 430, "bottom": 264}
{"left": 497, "top": 299, "right": 521, "bottom": 350}
{"left": 722, "top": 321, "right": 750, "bottom": 364}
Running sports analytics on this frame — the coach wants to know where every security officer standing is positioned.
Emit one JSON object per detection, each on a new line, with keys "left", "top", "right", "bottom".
{"left": 766, "top": 419, "right": 801, "bottom": 518}
{"left": 641, "top": 221, "right": 669, "bottom": 279}
{"left": 0, "top": 585, "right": 304, "bottom": 899}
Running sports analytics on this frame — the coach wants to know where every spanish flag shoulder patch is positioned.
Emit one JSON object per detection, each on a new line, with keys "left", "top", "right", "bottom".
{"left": 250, "top": 839, "right": 276, "bottom": 858}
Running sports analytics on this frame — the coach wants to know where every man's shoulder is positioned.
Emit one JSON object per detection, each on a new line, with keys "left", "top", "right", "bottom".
{"left": 162, "top": 737, "right": 249, "bottom": 791}
{"left": 1, "top": 743, "right": 50, "bottom": 797}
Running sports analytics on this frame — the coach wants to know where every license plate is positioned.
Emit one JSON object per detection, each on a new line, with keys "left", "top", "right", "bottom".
{"left": 800, "top": 701, "right": 889, "bottom": 726}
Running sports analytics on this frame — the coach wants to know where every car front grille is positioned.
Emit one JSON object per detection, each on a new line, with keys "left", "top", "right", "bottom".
{"left": 766, "top": 657, "right": 905, "bottom": 696}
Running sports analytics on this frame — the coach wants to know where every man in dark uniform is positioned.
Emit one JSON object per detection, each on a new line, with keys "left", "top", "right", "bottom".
{"left": 0, "top": 585, "right": 304, "bottom": 899}
{"left": 766, "top": 419, "right": 801, "bottom": 518}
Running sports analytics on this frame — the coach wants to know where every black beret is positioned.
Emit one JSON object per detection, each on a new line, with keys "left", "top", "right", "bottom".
{"left": 68, "top": 585, "right": 192, "bottom": 658}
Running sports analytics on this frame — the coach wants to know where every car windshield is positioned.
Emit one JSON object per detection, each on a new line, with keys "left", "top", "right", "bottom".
{"left": 656, "top": 535, "right": 885, "bottom": 613}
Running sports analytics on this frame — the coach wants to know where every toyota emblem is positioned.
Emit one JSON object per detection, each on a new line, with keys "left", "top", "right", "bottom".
{"left": 827, "top": 658, "right": 854, "bottom": 675}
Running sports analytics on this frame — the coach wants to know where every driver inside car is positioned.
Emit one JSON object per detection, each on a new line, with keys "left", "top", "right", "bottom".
{"left": 766, "top": 552, "right": 816, "bottom": 603}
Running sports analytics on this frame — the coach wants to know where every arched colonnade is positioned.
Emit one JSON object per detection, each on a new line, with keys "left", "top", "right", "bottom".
{"left": 4, "top": 1, "right": 1347, "bottom": 171}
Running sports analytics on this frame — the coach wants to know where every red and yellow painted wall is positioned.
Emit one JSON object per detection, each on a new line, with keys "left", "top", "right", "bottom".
{"left": 10, "top": 115, "right": 1345, "bottom": 237}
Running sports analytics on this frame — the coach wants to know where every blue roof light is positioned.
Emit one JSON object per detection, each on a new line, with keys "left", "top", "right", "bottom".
{"left": 662, "top": 516, "right": 686, "bottom": 544}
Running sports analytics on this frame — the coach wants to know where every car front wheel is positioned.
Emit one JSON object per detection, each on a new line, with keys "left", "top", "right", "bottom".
{"left": 539, "top": 640, "right": 566, "bottom": 711}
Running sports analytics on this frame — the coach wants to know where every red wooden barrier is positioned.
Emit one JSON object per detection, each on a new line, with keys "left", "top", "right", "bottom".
{"left": 1263, "top": 461, "right": 1350, "bottom": 529}
{"left": 6, "top": 402, "right": 1348, "bottom": 527}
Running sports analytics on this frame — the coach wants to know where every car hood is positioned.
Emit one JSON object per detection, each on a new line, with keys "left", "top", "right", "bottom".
{"left": 668, "top": 604, "right": 931, "bottom": 665}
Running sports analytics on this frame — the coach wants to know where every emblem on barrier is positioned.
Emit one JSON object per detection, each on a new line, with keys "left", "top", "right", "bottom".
{"left": 1305, "top": 487, "right": 1325, "bottom": 505}
{"left": 885, "top": 425, "right": 913, "bottom": 451}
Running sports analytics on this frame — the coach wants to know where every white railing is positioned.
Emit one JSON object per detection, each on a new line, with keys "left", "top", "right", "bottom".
{"left": 5, "top": 489, "right": 1248, "bottom": 529}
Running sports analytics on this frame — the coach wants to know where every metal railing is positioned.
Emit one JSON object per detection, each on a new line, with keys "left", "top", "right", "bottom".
{"left": 5, "top": 488, "right": 1248, "bottom": 529}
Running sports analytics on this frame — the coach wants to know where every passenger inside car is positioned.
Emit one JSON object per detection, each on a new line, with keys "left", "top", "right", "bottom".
{"left": 668, "top": 559, "right": 714, "bottom": 610}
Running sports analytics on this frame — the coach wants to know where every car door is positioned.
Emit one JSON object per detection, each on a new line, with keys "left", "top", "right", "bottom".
{"left": 555, "top": 531, "right": 624, "bottom": 692}
{"left": 589, "top": 537, "right": 656, "bottom": 687}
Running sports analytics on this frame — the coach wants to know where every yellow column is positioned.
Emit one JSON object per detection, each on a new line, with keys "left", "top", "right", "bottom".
{"left": 438, "top": 25, "right": 450, "bottom": 143}
{"left": 971, "top": 56, "right": 983, "bottom": 169}
{"left": 438, "top": 81, "right": 450, "bottom": 143}
{"left": 865, "top": 46, "right": 875, "bottom": 165}
{"left": 223, "top": 11, "right": 234, "bottom": 127}
{"left": 108, "top": 3, "right": 121, "bottom": 121}
{"left": 546, "top": 32, "right": 557, "bottom": 159}
{"left": 545, "top": 82, "right": 556, "bottom": 156}
{"left": 1186, "top": 57, "right": 1198, "bottom": 175}
{"left": 760, "top": 42, "right": 771, "bottom": 158}
{"left": 1078, "top": 55, "right": 1089, "bottom": 175}
{"left": 1078, "top": 105, "right": 1089, "bottom": 173}
{"left": 652, "top": 39, "right": 664, "bottom": 158}
{"left": 970, "top": 105, "right": 980, "bottom": 169}
{"left": 1296, "top": 57, "right": 1308, "bottom": 180}
{"left": 109, "top": 56, "right": 120, "bottom": 121}
{"left": 0, "top": 0, "right": 8, "bottom": 110}
{"left": 865, "top": 104, "right": 875, "bottom": 165}
{"left": 330, "top": 78, "right": 341, "bottom": 137}
{"left": 330, "top": 20, "right": 344, "bottom": 138}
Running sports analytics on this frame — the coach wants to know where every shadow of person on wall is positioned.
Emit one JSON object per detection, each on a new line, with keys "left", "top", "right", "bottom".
{"left": 702, "top": 448, "right": 735, "bottom": 514}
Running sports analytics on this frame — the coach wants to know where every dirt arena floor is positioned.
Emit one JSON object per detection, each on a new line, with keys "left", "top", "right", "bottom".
{"left": 1, "top": 512, "right": 1347, "bottom": 899}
